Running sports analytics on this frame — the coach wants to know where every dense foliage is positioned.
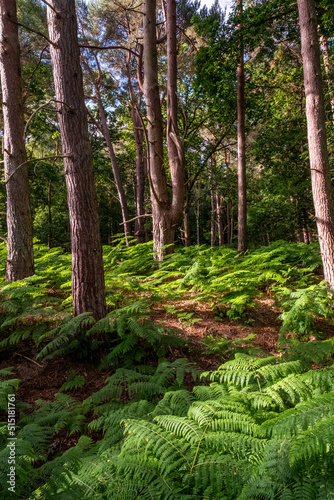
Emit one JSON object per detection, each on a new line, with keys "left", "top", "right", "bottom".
{"left": 0, "top": 241, "right": 334, "bottom": 498}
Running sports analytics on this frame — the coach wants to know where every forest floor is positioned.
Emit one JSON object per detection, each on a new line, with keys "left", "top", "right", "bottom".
{"left": 2, "top": 296, "right": 282, "bottom": 408}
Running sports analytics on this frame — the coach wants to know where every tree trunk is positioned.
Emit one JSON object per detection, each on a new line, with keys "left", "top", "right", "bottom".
{"left": 216, "top": 191, "right": 224, "bottom": 246}
{"left": 196, "top": 199, "right": 200, "bottom": 245}
{"left": 297, "top": 0, "right": 334, "bottom": 289}
{"left": 94, "top": 86, "right": 131, "bottom": 243}
{"left": 143, "top": 0, "right": 184, "bottom": 259}
{"left": 166, "top": 0, "right": 185, "bottom": 231}
{"left": 127, "top": 51, "right": 146, "bottom": 244}
{"left": 183, "top": 205, "right": 191, "bottom": 247}
{"left": 237, "top": 0, "right": 247, "bottom": 253}
{"left": 210, "top": 187, "right": 215, "bottom": 247}
{"left": 227, "top": 201, "right": 232, "bottom": 244}
{"left": 47, "top": 180, "right": 52, "bottom": 248}
{"left": 47, "top": 0, "right": 106, "bottom": 319}
{"left": 320, "top": 35, "right": 334, "bottom": 124}
{"left": 0, "top": 0, "right": 34, "bottom": 281}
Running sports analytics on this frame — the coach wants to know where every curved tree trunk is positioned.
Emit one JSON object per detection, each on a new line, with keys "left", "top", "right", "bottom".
{"left": 297, "top": 0, "right": 334, "bottom": 289}
{"left": 126, "top": 52, "right": 146, "bottom": 244}
{"left": 94, "top": 87, "right": 131, "bottom": 244}
{"left": 0, "top": 0, "right": 34, "bottom": 281}
{"left": 47, "top": 0, "right": 106, "bottom": 319}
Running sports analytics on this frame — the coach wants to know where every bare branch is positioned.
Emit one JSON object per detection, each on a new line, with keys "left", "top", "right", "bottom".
{"left": 3, "top": 155, "right": 71, "bottom": 184}
{"left": 23, "top": 45, "right": 49, "bottom": 103}
{"left": 25, "top": 99, "right": 71, "bottom": 136}
{"left": 80, "top": 44, "right": 139, "bottom": 58}
{"left": 40, "top": 0, "right": 58, "bottom": 14}
{"left": 6, "top": 18, "right": 54, "bottom": 46}
{"left": 120, "top": 214, "right": 152, "bottom": 224}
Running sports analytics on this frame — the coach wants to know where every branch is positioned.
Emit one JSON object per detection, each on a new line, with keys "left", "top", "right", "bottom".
{"left": 86, "top": 107, "right": 103, "bottom": 134}
{"left": 6, "top": 18, "right": 54, "bottom": 46}
{"left": 40, "top": 0, "right": 58, "bottom": 13}
{"left": 3, "top": 155, "right": 71, "bottom": 184}
{"left": 23, "top": 45, "right": 49, "bottom": 102}
{"left": 25, "top": 99, "right": 71, "bottom": 136}
{"left": 79, "top": 44, "right": 139, "bottom": 58}
{"left": 120, "top": 214, "right": 152, "bottom": 225}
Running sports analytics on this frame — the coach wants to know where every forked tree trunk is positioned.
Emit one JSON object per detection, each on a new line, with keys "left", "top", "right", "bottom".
{"left": 47, "top": 0, "right": 106, "bottom": 319}
{"left": 0, "top": 0, "right": 34, "bottom": 281}
{"left": 143, "top": 0, "right": 184, "bottom": 259}
{"left": 297, "top": 0, "right": 334, "bottom": 289}
{"left": 237, "top": 0, "right": 247, "bottom": 253}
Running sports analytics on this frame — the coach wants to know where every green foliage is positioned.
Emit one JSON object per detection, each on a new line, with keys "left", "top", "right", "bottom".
{"left": 204, "top": 333, "right": 264, "bottom": 359}
{"left": 3, "top": 354, "right": 332, "bottom": 499}
{"left": 278, "top": 282, "right": 334, "bottom": 340}
{"left": 59, "top": 371, "right": 85, "bottom": 393}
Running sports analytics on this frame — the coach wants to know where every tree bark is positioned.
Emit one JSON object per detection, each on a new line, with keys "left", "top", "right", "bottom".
{"left": 0, "top": 0, "right": 34, "bottom": 281}
{"left": 320, "top": 35, "right": 334, "bottom": 124}
{"left": 297, "top": 0, "right": 334, "bottom": 289}
{"left": 143, "top": 0, "right": 184, "bottom": 259}
{"left": 47, "top": 0, "right": 106, "bottom": 319}
{"left": 237, "top": 0, "right": 247, "bottom": 253}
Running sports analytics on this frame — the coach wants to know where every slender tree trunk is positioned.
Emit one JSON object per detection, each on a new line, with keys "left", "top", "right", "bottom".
{"left": 47, "top": 0, "right": 106, "bottom": 319}
{"left": 303, "top": 226, "right": 309, "bottom": 245}
{"left": 126, "top": 50, "right": 146, "bottom": 244}
{"left": 47, "top": 180, "right": 52, "bottom": 248}
{"left": 237, "top": 0, "right": 247, "bottom": 253}
{"left": 166, "top": 0, "right": 185, "bottom": 228}
{"left": 210, "top": 187, "right": 215, "bottom": 247}
{"left": 297, "top": 0, "right": 334, "bottom": 289}
{"left": 133, "top": 108, "right": 146, "bottom": 244}
{"left": 227, "top": 201, "right": 231, "bottom": 244}
{"left": 216, "top": 191, "right": 224, "bottom": 246}
{"left": 196, "top": 199, "right": 200, "bottom": 245}
{"left": 94, "top": 87, "right": 131, "bottom": 243}
{"left": 0, "top": 0, "right": 34, "bottom": 281}
{"left": 296, "top": 228, "right": 304, "bottom": 244}
{"left": 143, "top": 0, "right": 184, "bottom": 259}
{"left": 320, "top": 35, "right": 334, "bottom": 123}
{"left": 183, "top": 205, "right": 191, "bottom": 247}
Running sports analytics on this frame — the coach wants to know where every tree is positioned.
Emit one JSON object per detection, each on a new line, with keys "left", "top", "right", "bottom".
{"left": 46, "top": 0, "right": 106, "bottom": 319}
{"left": 82, "top": 55, "right": 132, "bottom": 244}
{"left": 0, "top": 0, "right": 34, "bottom": 281}
{"left": 143, "top": 0, "right": 185, "bottom": 259}
{"left": 237, "top": 0, "right": 247, "bottom": 253}
{"left": 297, "top": 0, "right": 334, "bottom": 288}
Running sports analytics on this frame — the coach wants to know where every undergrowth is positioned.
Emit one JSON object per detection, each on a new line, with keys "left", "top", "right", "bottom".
{"left": 1, "top": 354, "right": 334, "bottom": 498}
{"left": 0, "top": 239, "right": 329, "bottom": 354}
{"left": 0, "top": 240, "right": 334, "bottom": 498}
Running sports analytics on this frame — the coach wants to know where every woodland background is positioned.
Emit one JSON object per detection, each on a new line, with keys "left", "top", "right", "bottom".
{"left": 0, "top": 0, "right": 334, "bottom": 499}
